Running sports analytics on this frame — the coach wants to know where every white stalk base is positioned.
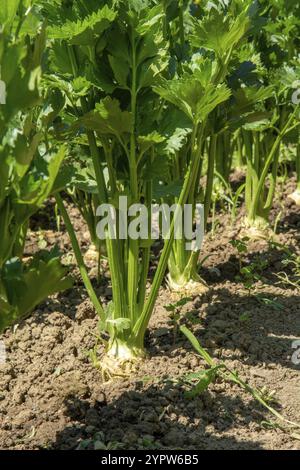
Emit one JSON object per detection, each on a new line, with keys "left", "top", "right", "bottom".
{"left": 240, "top": 217, "right": 274, "bottom": 241}
{"left": 106, "top": 340, "right": 144, "bottom": 361}
{"left": 288, "top": 190, "right": 300, "bottom": 206}
{"left": 167, "top": 273, "right": 209, "bottom": 296}
{"left": 97, "top": 340, "right": 145, "bottom": 380}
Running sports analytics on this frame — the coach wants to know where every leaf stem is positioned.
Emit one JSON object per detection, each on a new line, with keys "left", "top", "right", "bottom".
{"left": 55, "top": 193, "right": 104, "bottom": 318}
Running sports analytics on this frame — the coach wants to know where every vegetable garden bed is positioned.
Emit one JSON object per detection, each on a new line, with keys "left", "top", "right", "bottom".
{"left": 0, "top": 0, "right": 299, "bottom": 452}
{"left": 0, "top": 174, "right": 299, "bottom": 450}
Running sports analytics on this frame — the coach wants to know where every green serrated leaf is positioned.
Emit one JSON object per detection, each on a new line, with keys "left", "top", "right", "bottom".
{"left": 79, "top": 97, "right": 133, "bottom": 137}
{"left": 108, "top": 55, "right": 129, "bottom": 88}
{"left": 48, "top": 5, "right": 116, "bottom": 45}
{"left": 0, "top": 248, "right": 72, "bottom": 333}
{"left": 191, "top": 6, "right": 251, "bottom": 59}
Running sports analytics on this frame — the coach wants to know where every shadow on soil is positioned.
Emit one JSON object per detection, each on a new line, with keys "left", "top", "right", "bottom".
{"left": 52, "top": 381, "right": 267, "bottom": 450}
{"left": 202, "top": 241, "right": 299, "bottom": 287}
{"left": 148, "top": 286, "right": 300, "bottom": 371}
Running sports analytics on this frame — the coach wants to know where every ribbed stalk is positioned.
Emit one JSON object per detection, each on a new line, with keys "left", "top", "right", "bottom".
{"left": 289, "top": 142, "right": 300, "bottom": 204}
{"left": 55, "top": 193, "right": 105, "bottom": 318}
{"left": 248, "top": 109, "right": 298, "bottom": 225}
{"left": 167, "top": 132, "right": 216, "bottom": 289}
{"left": 132, "top": 127, "right": 204, "bottom": 343}
{"left": 127, "top": 28, "right": 139, "bottom": 326}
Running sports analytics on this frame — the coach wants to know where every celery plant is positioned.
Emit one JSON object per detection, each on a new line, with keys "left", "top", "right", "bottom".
{"left": 241, "top": 0, "right": 300, "bottom": 231}
{"left": 45, "top": 0, "right": 233, "bottom": 361}
{"left": 44, "top": 0, "right": 169, "bottom": 359}
{"left": 0, "top": 1, "right": 72, "bottom": 332}
{"left": 241, "top": 71, "right": 300, "bottom": 234}
{"left": 159, "top": 0, "right": 255, "bottom": 290}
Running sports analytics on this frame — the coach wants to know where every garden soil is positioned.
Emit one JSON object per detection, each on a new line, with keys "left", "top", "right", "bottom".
{"left": 0, "top": 175, "right": 299, "bottom": 450}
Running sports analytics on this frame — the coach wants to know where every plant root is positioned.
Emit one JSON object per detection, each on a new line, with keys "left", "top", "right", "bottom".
{"left": 98, "top": 343, "right": 146, "bottom": 381}
{"left": 98, "top": 355, "right": 136, "bottom": 381}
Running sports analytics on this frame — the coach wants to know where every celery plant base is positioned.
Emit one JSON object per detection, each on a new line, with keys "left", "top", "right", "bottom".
{"left": 288, "top": 189, "right": 300, "bottom": 206}
{"left": 99, "top": 355, "right": 138, "bottom": 380}
{"left": 99, "top": 340, "right": 146, "bottom": 379}
{"left": 106, "top": 339, "right": 145, "bottom": 361}
{"left": 167, "top": 273, "right": 209, "bottom": 296}
{"left": 241, "top": 217, "right": 274, "bottom": 241}
{"left": 106, "top": 338, "right": 146, "bottom": 362}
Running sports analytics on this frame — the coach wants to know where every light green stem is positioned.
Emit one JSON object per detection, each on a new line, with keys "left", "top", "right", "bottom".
{"left": 249, "top": 108, "right": 298, "bottom": 221}
{"left": 127, "top": 29, "right": 139, "bottom": 324}
{"left": 132, "top": 127, "right": 204, "bottom": 342}
{"left": 55, "top": 193, "right": 104, "bottom": 318}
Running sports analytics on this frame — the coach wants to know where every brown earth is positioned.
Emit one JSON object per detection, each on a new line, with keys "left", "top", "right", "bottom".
{"left": 0, "top": 175, "right": 299, "bottom": 450}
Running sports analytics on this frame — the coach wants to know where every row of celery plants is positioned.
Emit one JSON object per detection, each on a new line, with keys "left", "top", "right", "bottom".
{"left": 40, "top": 0, "right": 260, "bottom": 361}
{"left": 0, "top": 0, "right": 72, "bottom": 332}
{"left": 2, "top": 0, "right": 298, "bottom": 362}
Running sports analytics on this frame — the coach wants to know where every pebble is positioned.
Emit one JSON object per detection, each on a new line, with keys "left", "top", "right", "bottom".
{"left": 250, "top": 369, "right": 268, "bottom": 378}
{"left": 13, "top": 409, "right": 35, "bottom": 427}
{"left": 163, "top": 429, "right": 185, "bottom": 447}
{"left": 153, "top": 328, "right": 169, "bottom": 338}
